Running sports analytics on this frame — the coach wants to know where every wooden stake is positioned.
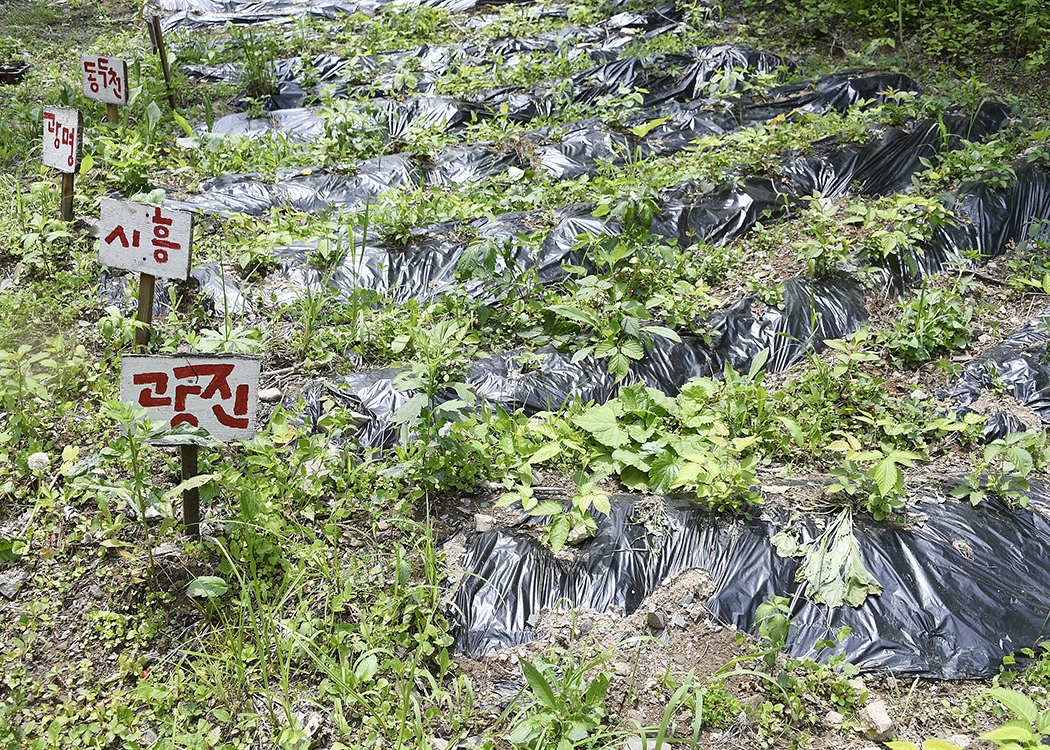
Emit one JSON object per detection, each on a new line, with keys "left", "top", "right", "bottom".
{"left": 180, "top": 444, "right": 200, "bottom": 536}
{"left": 149, "top": 16, "right": 177, "bottom": 112}
{"left": 106, "top": 102, "right": 118, "bottom": 125}
{"left": 135, "top": 272, "right": 156, "bottom": 349}
{"left": 60, "top": 172, "right": 74, "bottom": 221}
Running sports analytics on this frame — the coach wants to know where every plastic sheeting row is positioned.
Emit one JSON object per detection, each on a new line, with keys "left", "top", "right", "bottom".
{"left": 451, "top": 491, "right": 1050, "bottom": 678}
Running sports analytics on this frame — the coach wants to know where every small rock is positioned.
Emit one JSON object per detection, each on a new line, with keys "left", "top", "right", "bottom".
{"left": 139, "top": 728, "right": 159, "bottom": 747}
{"left": 668, "top": 612, "right": 687, "bottom": 629}
{"left": 947, "top": 735, "right": 971, "bottom": 748}
{"left": 88, "top": 585, "right": 104, "bottom": 598}
{"left": 646, "top": 610, "right": 666, "bottom": 631}
{"left": 911, "top": 388, "right": 928, "bottom": 401}
{"left": 258, "top": 387, "right": 283, "bottom": 403}
{"left": 676, "top": 591, "right": 695, "bottom": 608}
{"left": 474, "top": 514, "right": 495, "bottom": 533}
{"left": 825, "top": 710, "right": 844, "bottom": 726}
{"left": 859, "top": 699, "right": 895, "bottom": 742}
{"left": 298, "top": 711, "right": 322, "bottom": 738}
{"left": 614, "top": 661, "right": 631, "bottom": 677}
{"left": 566, "top": 524, "right": 592, "bottom": 546}
{"left": 377, "top": 520, "right": 391, "bottom": 531}
{"left": 430, "top": 739, "right": 449, "bottom": 750}
{"left": 577, "top": 616, "right": 594, "bottom": 636}
{"left": 0, "top": 570, "right": 29, "bottom": 600}
{"left": 152, "top": 542, "right": 181, "bottom": 558}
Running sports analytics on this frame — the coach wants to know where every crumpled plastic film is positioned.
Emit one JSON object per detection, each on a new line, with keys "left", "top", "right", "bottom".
{"left": 947, "top": 306, "right": 1050, "bottom": 425}
{"left": 451, "top": 492, "right": 1050, "bottom": 678}
{"left": 160, "top": 0, "right": 376, "bottom": 30}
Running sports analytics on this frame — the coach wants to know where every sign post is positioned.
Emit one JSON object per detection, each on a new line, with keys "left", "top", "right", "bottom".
{"left": 97, "top": 198, "right": 194, "bottom": 349}
{"left": 80, "top": 54, "right": 129, "bottom": 125}
{"left": 120, "top": 353, "right": 261, "bottom": 535}
{"left": 146, "top": 16, "right": 177, "bottom": 112}
{"left": 42, "top": 106, "right": 82, "bottom": 221}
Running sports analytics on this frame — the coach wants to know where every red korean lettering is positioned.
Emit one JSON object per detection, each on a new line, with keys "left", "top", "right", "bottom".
{"left": 133, "top": 372, "right": 172, "bottom": 407}
{"left": 107, "top": 68, "right": 122, "bottom": 99}
{"left": 61, "top": 126, "right": 75, "bottom": 166}
{"left": 174, "top": 383, "right": 202, "bottom": 411}
{"left": 152, "top": 207, "right": 173, "bottom": 226}
{"left": 171, "top": 413, "right": 199, "bottom": 427}
{"left": 83, "top": 59, "right": 98, "bottom": 93}
{"left": 44, "top": 112, "right": 56, "bottom": 134}
{"left": 105, "top": 225, "right": 128, "bottom": 248}
{"left": 213, "top": 383, "right": 250, "bottom": 429}
{"left": 104, "top": 226, "right": 140, "bottom": 249}
{"left": 173, "top": 364, "right": 236, "bottom": 400}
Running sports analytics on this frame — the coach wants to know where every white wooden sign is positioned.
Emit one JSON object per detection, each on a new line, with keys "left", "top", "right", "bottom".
{"left": 98, "top": 198, "right": 193, "bottom": 279}
{"left": 42, "top": 106, "right": 82, "bottom": 173}
{"left": 81, "top": 55, "right": 128, "bottom": 105}
{"left": 120, "top": 354, "right": 261, "bottom": 442}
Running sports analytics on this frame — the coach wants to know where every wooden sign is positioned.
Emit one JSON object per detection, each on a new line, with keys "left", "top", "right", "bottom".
{"left": 81, "top": 55, "right": 128, "bottom": 105}
{"left": 120, "top": 354, "right": 261, "bottom": 443}
{"left": 98, "top": 198, "right": 193, "bottom": 279}
{"left": 42, "top": 106, "right": 82, "bottom": 173}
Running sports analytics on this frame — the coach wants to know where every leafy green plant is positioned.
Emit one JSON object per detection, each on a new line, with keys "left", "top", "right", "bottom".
{"left": 545, "top": 194, "right": 682, "bottom": 381}
{"left": 951, "top": 429, "right": 1047, "bottom": 508}
{"left": 980, "top": 687, "right": 1050, "bottom": 749}
{"left": 877, "top": 279, "right": 976, "bottom": 368}
{"left": 505, "top": 648, "right": 613, "bottom": 750}
{"left": 500, "top": 470, "right": 611, "bottom": 554}
{"left": 827, "top": 432, "right": 921, "bottom": 520}
{"left": 747, "top": 596, "right": 868, "bottom": 731}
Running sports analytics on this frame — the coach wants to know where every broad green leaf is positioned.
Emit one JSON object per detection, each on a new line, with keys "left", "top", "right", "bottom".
{"left": 546, "top": 304, "right": 600, "bottom": 329}
{"left": 187, "top": 575, "right": 228, "bottom": 599}
{"left": 620, "top": 465, "right": 649, "bottom": 490}
{"left": 566, "top": 719, "right": 596, "bottom": 741}
{"left": 507, "top": 718, "right": 540, "bottom": 745}
{"left": 572, "top": 403, "right": 629, "bottom": 448}
{"left": 612, "top": 447, "right": 650, "bottom": 471}
{"left": 529, "top": 500, "right": 565, "bottom": 516}
{"left": 584, "top": 672, "right": 610, "bottom": 705}
{"left": 1036, "top": 708, "right": 1050, "bottom": 733}
{"left": 778, "top": 416, "right": 804, "bottom": 446}
{"left": 979, "top": 725, "right": 1032, "bottom": 744}
{"left": 527, "top": 441, "right": 563, "bottom": 465}
{"left": 590, "top": 491, "right": 611, "bottom": 517}
{"left": 391, "top": 392, "right": 427, "bottom": 426}
{"left": 146, "top": 100, "right": 162, "bottom": 132}
{"left": 649, "top": 451, "right": 685, "bottom": 492}
{"left": 1005, "top": 446, "right": 1034, "bottom": 475}
{"left": 620, "top": 338, "right": 644, "bottom": 359}
{"left": 642, "top": 324, "right": 681, "bottom": 343}
{"left": 987, "top": 688, "right": 1038, "bottom": 725}
{"left": 172, "top": 110, "right": 194, "bottom": 137}
{"left": 162, "top": 473, "right": 215, "bottom": 502}
{"left": 871, "top": 456, "right": 903, "bottom": 498}
{"left": 547, "top": 514, "right": 572, "bottom": 554}
{"left": 608, "top": 350, "right": 630, "bottom": 380}
{"left": 519, "top": 659, "right": 557, "bottom": 711}
{"left": 355, "top": 654, "right": 378, "bottom": 682}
